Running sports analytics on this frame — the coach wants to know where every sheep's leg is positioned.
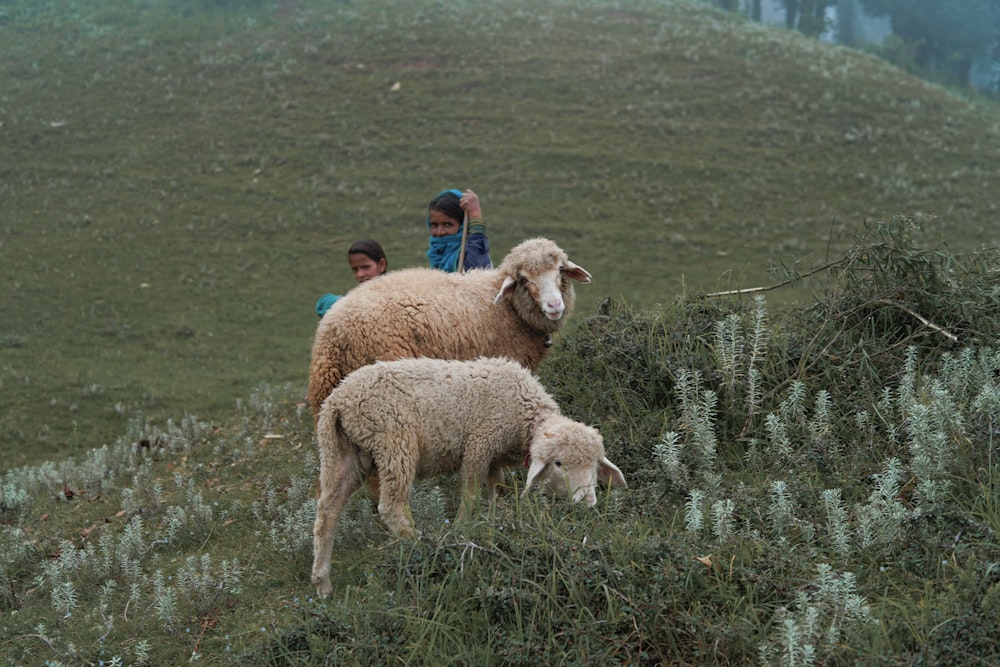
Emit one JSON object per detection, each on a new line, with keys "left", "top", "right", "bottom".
{"left": 364, "top": 472, "right": 381, "bottom": 504}
{"left": 456, "top": 481, "right": 484, "bottom": 521}
{"left": 457, "top": 461, "right": 490, "bottom": 521}
{"left": 378, "top": 498, "right": 417, "bottom": 538}
{"left": 311, "top": 453, "right": 363, "bottom": 598}
{"left": 376, "top": 471, "right": 418, "bottom": 538}
{"left": 487, "top": 467, "right": 505, "bottom": 499}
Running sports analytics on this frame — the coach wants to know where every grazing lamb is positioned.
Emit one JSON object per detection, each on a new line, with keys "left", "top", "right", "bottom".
{"left": 306, "top": 237, "right": 591, "bottom": 417}
{"left": 311, "top": 357, "right": 626, "bottom": 597}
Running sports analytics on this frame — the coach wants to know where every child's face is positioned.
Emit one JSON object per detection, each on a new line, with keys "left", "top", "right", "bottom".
{"left": 349, "top": 253, "right": 385, "bottom": 283}
{"left": 428, "top": 209, "right": 461, "bottom": 238}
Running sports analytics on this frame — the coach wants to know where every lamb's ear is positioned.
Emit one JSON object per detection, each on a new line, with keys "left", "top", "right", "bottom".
{"left": 597, "top": 456, "right": 627, "bottom": 489}
{"left": 521, "top": 457, "right": 548, "bottom": 497}
{"left": 564, "top": 261, "right": 591, "bottom": 284}
{"left": 494, "top": 276, "right": 518, "bottom": 305}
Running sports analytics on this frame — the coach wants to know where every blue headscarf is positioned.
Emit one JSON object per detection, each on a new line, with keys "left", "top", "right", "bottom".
{"left": 426, "top": 189, "right": 464, "bottom": 273}
{"left": 315, "top": 293, "right": 341, "bottom": 318}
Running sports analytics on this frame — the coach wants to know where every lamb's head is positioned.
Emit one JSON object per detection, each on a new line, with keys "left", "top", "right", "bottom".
{"left": 523, "top": 416, "right": 626, "bottom": 506}
{"left": 493, "top": 238, "right": 591, "bottom": 324}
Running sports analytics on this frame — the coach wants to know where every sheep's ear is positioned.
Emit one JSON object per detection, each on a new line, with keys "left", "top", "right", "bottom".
{"left": 522, "top": 457, "right": 548, "bottom": 497}
{"left": 494, "top": 276, "right": 518, "bottom": 304}
{"left": 598, "top": 456, "right": 627, "bottom": 489}
{"left": 564, "top": 261, "right": 592, "bottom": 284}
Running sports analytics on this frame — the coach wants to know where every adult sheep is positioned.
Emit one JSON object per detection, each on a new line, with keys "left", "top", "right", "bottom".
{"left": 311, "top": 356, "right": 627, "bottom": 597}
{"left": 307, "top": 237, "right": 591, "bottom": 417}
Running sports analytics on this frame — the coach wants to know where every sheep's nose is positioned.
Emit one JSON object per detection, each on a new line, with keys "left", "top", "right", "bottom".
{"left": 545, "top": 299, "right": 565, "bottom": 319}
{"left": 574, "top": 486, "right": 597, "bottom": 507}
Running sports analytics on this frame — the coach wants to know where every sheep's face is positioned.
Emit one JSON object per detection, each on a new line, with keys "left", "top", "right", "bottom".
{"left": 523, "top": 420, "right": 626, "bottom": 505}
{"left": 495, "top": 260, "right": 592, "bottom": 321}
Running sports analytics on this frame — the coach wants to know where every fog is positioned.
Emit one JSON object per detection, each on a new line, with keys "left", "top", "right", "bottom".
{"left": 728, "top": 0, "right": 999, "bottom": 91}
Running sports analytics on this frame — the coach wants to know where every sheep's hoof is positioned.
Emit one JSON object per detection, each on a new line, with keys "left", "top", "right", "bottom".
{"left": 312, "top": 575, "right": 333, "bottom": 599}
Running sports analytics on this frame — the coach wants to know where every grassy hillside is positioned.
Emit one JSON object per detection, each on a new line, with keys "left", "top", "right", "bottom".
{"left": 2, "top": 216, "right": 998, "bottom": 665}
{"left": 2, "top": 2, "right": 1000, "bottom": 663}
{"left": 2, "top": 0, "right": 999, "bottom": 465}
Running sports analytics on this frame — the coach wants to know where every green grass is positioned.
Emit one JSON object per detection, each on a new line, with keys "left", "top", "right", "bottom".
{"left": 2, "top": 1, "right": 1000, "bottom": 665}
{"left": 2, "top": 218, "right": 1000, "bottom": 664}
{"left": 2, "top": 0, "right": 999, "bottom": 464}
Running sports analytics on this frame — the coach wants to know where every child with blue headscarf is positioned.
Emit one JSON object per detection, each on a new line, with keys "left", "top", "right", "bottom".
{"left": 426, "top": 188, "right": 492, "bottom": 273}
{"left": 315, "top": 239, "right": 388, "bottom": 318}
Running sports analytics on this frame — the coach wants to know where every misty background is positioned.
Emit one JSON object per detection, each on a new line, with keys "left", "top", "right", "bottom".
{"left": 719, "top": 0, "right": 1000, "bottom": 91}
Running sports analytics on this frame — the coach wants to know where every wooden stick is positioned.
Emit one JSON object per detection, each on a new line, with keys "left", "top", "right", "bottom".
{"left": 875, "top": 299, "right": 959, "bottom": 343}
{"left": 702, "top": 258, "right": 846, "bottom": 298}
{"left": 457, "top": 210, "right": 469, "bottom": 273}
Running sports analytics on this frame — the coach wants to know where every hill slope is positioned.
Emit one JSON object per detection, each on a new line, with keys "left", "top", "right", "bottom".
{"left": 2, "top": 0, "right": 999, "bottom": 464}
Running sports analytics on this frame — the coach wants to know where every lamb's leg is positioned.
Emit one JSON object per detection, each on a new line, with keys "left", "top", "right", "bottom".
{"left": 311, "top": 453, "right": 363, "bottom": 598}
{"left": 457, "top": 461, "right": 490, "bottom": 521}
{"left": 456, "top": 486, "right": 481, "bottom": 521}
{"left": 376, "top": 472, "right": 418, "bottom": 539}
{"left": 487, "top": 466, "right": 510, "bottom": 499}
{"left": 364, "top": 472, "right": 381, "bottom": 504}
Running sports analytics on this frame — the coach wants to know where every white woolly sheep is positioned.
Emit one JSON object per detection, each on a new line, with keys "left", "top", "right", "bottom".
{"left": 311, "top": 356, "right": 626, "bottom": 598}
{"left": 306, "top": 237, "right": 591, "bottom": 417}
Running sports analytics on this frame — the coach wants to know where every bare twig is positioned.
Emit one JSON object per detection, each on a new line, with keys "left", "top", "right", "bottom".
{"left": 874, "top": 299, "right": 959, "bottom": 343}
{"left": 445, "top": 540, "right": 507, "bottom": 573}
{"left": 701, "top": 258, "right": 846, "bottom": 299}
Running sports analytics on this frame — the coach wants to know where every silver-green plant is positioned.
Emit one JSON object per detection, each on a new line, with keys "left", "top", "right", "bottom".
{"left": 762, "top": 383, "right": 839, "bottom": 465}
{"left": 675, "top": 367, "right": 703, "bottom": 424}
{"left": 167, "top": 414, "right": 211, "bottom": 452}
{"left": 711, "top": 498, "right": 736, "bottom": 539}
{"left": 40, "top": 540, "right": 86, "bottom": 586}
{"left": 711, "top": 295, "right": 769, "bottom": 426}
{"left": 97, "top": 579, "right": 116, "bottom": 637}
{"left": 905, "top": 398, "right": 953, "bottom": 513}
{"left": 133, "top": 639, "right": 151, "bottom": 666}
{"left": 714, "top": 312, "right": 745, "bottom": 399}
{"left": 758, "top": 563, "right": 874, "bottom": 666}
{"left": 897, "top": 370, "right": 967, "bottom": 513}
{"left": 685, "top": 489, "right": 705, "bottom": 533}
{"left": 152, "top": 569, "right": 178, "bottom": 627}
{"left": 855, "top": 458, "right": 908, "bottom": 549}
{"left": 0, "top": 525, "right": 35, "bottom": 606}
{"left": 807, "top": 390, "right": 833, "bottom": 451}
{"left": 155, "top": 477, "right": 217, "bottom": 543}
{"left": 653, "top": 430, "right": 686, "bottom": 487}
{"left": 674, "top": 368, "right": 720, "bottom": 473}
{"left": 119, "top": 458, "right": 162, "bottom": 517}
{"left": 161, "top": 505, "right": 189, "bottom": 545}
{"left": 971, "top": 382, "right": 1000, "bottom": 449}
{"left": 764, "top": 413, "right": 793, "bottom": 459}
{"left": 251, "top": 471, "right": 317, "bottom": 555}
{"left": 241, "top": 382, "right": 294, "bottom": 433}
{"left": 747, "top": 295, "right": 769, "bottom": 364}
{"left": 938, "top": 347, "right": 999, "bottom": 405}
{"left": 50, "top": 580, "right": 79, "bottom": 620}
{"left": 0, "top": 471, "right": 31, "bottom": 515}
{"left": 896, "top": 346, "right": 919, "bottom": 417}
{"left": 115, "top": 516, "right": 147, "bottom": 581}
{"left": 768, "top": 480, "right": 794, "bottom": 537}
{"left": 176, "top": 553, "right": 243, "bottom": 611}
{"left": 780, "top": 381, "right": 808, "bottom": 425}
{"left": 694, "top": 389, "right": 720, "bottom": 466}
{"left": 821, "top": 488, "right": 851, "bottom": 560}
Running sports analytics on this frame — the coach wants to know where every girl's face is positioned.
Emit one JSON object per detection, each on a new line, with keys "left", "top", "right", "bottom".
{"left": 428, "top": 209, "right": 461, "bottom": 238}
{"left": 349, "top": 253, "right": 386, "bottom": 283}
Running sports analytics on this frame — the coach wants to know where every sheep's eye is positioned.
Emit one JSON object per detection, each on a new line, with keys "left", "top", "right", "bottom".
{"left": 554, "top": 460, "right": 562, "bottom": 468}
